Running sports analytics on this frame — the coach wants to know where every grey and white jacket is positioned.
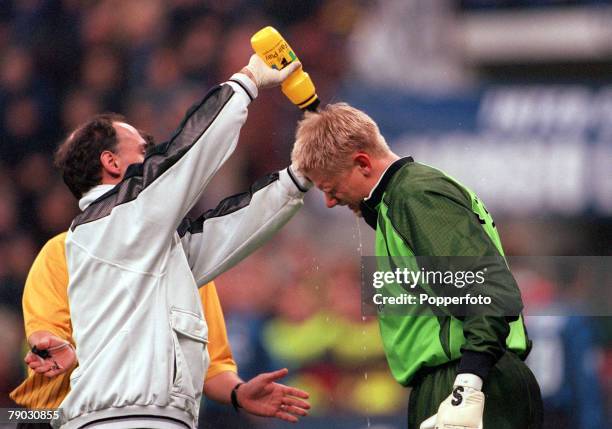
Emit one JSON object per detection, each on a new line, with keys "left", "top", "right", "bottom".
{"left": 55, "top": 74, "right": 309, "bottom": 428}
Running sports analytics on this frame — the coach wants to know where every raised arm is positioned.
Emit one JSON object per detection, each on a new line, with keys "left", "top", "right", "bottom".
{"left": 71, "top": 74, "right": 256, "bottom": 240}
{"left": 180, "top": 166, "right": 310, "bottom": 285}
{"left": 70, "top": 58, "right": 301, "bottom": 263}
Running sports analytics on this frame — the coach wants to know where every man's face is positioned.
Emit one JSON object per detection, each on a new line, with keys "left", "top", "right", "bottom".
{"left": 112, "top": 122, "right": 148, "bottom": 178}
{"left": 307, "top": 166, "right": 371, "bottom": 216}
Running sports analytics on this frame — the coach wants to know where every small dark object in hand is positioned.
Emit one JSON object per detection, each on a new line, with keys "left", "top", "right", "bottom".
{"left": 32, "top": 346, "right": 50, "bottom": 359}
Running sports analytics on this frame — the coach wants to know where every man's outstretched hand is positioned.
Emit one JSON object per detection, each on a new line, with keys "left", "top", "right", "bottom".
{"left": 237, "top": 368, "right": 310, "bottom": 423}
{"left": 25, "top": 331, "right": 76, "bottom": 378}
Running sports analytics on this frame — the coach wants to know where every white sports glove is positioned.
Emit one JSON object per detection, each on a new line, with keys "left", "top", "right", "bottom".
{"left": 243, "top": 54, "right": 301, "bottom": 89}
{"left": 420, "top": 374, "right": 484, "bottom": 429}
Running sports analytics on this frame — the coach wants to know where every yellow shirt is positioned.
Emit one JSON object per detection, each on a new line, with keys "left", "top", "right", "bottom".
{"left": 10, "top": 232, "right": 237, "bottom": 408}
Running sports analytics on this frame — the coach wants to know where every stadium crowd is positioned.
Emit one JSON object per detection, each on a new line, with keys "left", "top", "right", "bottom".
{"left": 0, "top": 1, "right": 609, "bottom": 428}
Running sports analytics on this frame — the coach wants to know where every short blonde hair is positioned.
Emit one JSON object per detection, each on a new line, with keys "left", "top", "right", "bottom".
{"left": 291, "top": 102, "right": 391, "bottom": 174}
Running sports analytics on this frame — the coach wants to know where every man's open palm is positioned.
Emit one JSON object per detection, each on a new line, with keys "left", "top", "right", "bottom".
{"left": 238, "top": 368, "right": 310, "bottom": 423}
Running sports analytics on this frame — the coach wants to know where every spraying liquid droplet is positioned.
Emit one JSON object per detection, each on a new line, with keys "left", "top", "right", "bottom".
{"left": 355, "top": 218, "right": 372, "bottom": 429}
{"left": 356, "top": 217, "right": 363, "bottom": 256}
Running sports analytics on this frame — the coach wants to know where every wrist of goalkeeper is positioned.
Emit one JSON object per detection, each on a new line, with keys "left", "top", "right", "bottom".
{"left": 454, "top": 373, "right": 483, "bottom": 391}
{"left": 419, "top": 373, "right": 485, "bottom": 429}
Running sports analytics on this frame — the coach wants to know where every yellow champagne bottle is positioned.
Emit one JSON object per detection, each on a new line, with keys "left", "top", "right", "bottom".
{"left": 251, "top": 26, "right": 320, "bottom": 111}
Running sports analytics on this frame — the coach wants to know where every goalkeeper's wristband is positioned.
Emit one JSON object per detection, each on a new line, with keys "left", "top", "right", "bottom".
{"left": 454, "top": 373, "right": 483, "bottom": 391}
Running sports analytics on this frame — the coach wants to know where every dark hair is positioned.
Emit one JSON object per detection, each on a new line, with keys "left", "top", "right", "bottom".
{"left": 54, "top": 113, "right": 126, "bottom": 199}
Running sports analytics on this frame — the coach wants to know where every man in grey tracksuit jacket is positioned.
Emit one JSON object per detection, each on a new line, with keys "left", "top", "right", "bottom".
{"left": 53, "top": 57, "right": 308, "bottom": 428}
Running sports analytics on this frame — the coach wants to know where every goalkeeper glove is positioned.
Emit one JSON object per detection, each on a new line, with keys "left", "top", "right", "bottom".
{"left": 419, "top": 373, "right": 484, "bottom": 429}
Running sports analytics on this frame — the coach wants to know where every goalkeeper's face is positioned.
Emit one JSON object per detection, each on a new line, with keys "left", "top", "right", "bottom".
{"left": 307, "top": 166, "right": 371, "bottom": 217}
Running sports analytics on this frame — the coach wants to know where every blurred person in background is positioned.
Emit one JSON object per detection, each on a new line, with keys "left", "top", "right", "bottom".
{"left": 292, "top": 102, "right": 541, "bottom": 429}
{"left": 0, "top": 180, "right": 18, "bottom": 239}
{"left": 263, "top": 262, "right": 336, "bottom": 415}
{"left": 516, "top": 268, "right": 605, "bottom": 429}
{"left": 325, "top": 260, "right": 404, "bottom": 417}
{"left": 260, "top": 248, "right": 405, "bottom": 418}
{"left": 0, "top": 306, "right": 22, "bottom": 407}
{"left": 0, "top": 233, "right": 38, "bottom": 310}
{"left": 79, "top": 45, "right": 124, "bottom": 112}
{"left": 0, "top": 45, "right": 56, "bottom": 163}
{"left": 207, "top": 253, "right": 286, "bottom": 429}
{"left": 45, "top": 55, "right": 310, "bottom": 428}
{"left": 61, "top": 90, "right": 104, "bottom": 133}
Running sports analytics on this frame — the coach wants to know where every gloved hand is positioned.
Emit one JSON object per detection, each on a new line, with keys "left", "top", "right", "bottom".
{"left": 243, "top": 54, "right": 301, "bottom": 89}
{"left": 420, "top": 374, "right": 484, "bottom": 429}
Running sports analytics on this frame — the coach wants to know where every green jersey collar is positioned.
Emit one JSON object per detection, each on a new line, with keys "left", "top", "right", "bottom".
{"left": 360, "top": 156, "right": 413, "bottom": 229}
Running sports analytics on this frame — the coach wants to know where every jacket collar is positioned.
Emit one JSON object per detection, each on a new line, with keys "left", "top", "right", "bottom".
{"left": 78, "top": 184, "right": 115, "bottom": 211}
{"left": 359, "top": 156, "right": 413, "bottom": 229}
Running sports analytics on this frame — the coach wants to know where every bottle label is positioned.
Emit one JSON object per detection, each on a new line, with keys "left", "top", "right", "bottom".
{"left": 263, "top": 40, "right": 297, "bottom": 70}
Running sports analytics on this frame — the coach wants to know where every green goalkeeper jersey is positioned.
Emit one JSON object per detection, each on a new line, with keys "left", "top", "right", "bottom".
{"left": 360, "top": 157, "right": 530, "bottom": 386}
